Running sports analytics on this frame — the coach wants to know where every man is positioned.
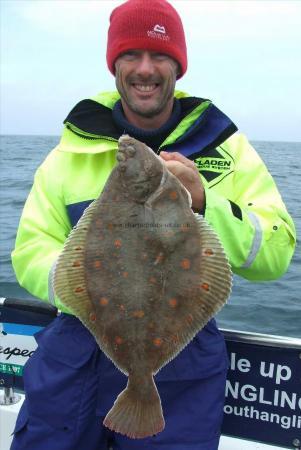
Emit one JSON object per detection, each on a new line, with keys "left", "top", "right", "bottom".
{"left": 11, "top": 1, "right": 296, "bottom": 449}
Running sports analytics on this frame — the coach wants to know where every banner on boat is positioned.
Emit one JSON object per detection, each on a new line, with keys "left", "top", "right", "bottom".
{"left": 0, "top": 323, "right": 39, "bottom": 388}
{"left": 222, "top": 339, "right": 301, "bottom": 448}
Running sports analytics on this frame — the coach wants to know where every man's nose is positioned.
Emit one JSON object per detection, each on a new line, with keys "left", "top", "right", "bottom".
{"left": 136, "top": 52, "right": 155, "bottom": 77}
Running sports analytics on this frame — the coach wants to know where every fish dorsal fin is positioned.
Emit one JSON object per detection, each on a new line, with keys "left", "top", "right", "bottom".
{"left": 53, "top": 199, "right": 100, "bottom": 335}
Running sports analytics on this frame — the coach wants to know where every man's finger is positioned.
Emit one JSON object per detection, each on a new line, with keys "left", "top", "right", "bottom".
{"left": 163, "top": 161, "right": 197, "bottom": 184}
{"left": 163, "top": 160, "right": 184, "bottom": 176}
{"left": 160, "top": 151, "right": 196, "bottom": 170}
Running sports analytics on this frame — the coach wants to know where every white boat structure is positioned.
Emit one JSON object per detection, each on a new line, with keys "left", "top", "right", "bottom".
{"left": 1, "top": 297, "right": 300, "bottom": 450}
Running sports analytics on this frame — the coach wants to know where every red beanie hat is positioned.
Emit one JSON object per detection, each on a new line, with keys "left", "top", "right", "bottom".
{"left": 106, "top": 0, "right": 187, "bottom": 79}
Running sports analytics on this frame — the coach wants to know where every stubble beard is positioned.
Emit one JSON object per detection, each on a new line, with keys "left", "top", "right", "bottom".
{"left": 116, "top": 74, "right": 175, "bottom": 119}
{"left": 124, "top": 97, "right": 170, "bottom": 119}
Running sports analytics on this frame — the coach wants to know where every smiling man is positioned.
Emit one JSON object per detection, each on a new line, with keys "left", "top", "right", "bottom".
{"left": 115, "top": 50, "right": 178, "bottom": 125}
{"left": 10, "top": 1, "right": 296, "bottom": 450}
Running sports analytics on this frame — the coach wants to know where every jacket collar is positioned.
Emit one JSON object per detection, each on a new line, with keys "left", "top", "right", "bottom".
{"left": 63, "top": 93, "right": 237, "bottom": 159}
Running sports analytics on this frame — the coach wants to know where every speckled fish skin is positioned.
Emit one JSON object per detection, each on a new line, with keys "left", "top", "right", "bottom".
{"left": 53, "top": 135, "right": 232, "bottom": 439}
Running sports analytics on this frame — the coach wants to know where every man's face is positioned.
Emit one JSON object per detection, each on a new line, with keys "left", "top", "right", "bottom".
{"left": 115, "top": 50, "right": 179, "bottom": 124}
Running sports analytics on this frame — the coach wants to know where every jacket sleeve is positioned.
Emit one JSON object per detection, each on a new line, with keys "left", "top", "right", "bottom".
{"left": 11, "top": 152, "right": 72, "bottom": 311}
{"left": 203, "top": 133, "right": 296, "bottom": 281}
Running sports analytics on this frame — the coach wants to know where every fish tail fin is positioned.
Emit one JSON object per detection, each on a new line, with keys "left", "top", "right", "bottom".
{"left": 103, "top": 372, "right": 164, "bottom": 439}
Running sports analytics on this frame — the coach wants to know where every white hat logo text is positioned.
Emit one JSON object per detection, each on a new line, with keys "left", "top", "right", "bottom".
{"left": 147, "top": 24, "right": 170, "bottom": 41}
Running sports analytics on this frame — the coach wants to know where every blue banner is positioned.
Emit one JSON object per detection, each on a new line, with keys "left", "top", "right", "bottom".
{"left": 222, "top": 338, "right": 301, "bottom": 448}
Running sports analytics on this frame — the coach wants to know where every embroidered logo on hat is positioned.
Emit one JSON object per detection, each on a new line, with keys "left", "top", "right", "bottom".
{"left": 147, "top": 24, "right": 170, "bottom": 41}
{"left": 153, "top": 24, "right": 166, "bottom": 34}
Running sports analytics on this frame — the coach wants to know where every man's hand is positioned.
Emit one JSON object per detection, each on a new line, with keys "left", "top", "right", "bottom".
{"left": 159, "top": 151, "right": 205, "bottom": 212}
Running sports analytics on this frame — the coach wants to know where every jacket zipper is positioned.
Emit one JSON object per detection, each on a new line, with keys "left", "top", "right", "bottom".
{"left": 65, "top": 122, "right": 118, "bottom": 142}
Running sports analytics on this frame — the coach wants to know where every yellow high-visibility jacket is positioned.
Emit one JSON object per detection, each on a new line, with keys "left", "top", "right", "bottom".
{"left": 12, "top": 91, "right": 296, "bottom": 314}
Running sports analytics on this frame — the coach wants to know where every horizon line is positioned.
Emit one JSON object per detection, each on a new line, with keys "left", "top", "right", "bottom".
{"left": 1, "top": 133, "right": 300, "bottom": 145}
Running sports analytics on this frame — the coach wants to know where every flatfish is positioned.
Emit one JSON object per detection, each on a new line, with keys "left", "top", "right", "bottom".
{"left": 53, "top": 134, "right": 232, "bottom": 439}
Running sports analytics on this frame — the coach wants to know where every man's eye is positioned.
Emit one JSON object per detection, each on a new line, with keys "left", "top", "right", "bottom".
{"left": 152, "top": 53, "right": 169, "bottom": 61}
{"left": 120, "top": 51, "right": 138, "bottom": 60}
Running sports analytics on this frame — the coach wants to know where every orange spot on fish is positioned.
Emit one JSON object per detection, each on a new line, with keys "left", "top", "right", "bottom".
{"left": 204, "top": 248, "right": 214, "bottom": 256}
{"left": 107, "top": 223, "right": 114, "bottom": 231}
{"left": 94, "top": 260, "right": 102, "bottom": 269}
{"left": 169, "top": 191, "right": 178, "bottom": 200}
{"left": 149, "top": 277, "right": 157, "bottom": 284}
{"left": 72, "top": 260, "right": 81, "bottom": 267}
{"left": 115, "top": 336, "right": 123, "bottom": 345}
{"left": 114, "top": 239, "right": 122, "bottom": 248}
{"left": 181, "top": 258, "right": 191, "bottom": 270}
{"left": 133, "top": 310, "right": 145, "bottom": 318}
{"left": 89, "top": 312, "right": 96, "bottom": 322}
{"left": 201, "top": 282, "right": 210, "bottom": 291}
{"left": 122, "top": 271, "right": 129, "bottom": 278}
{"left": 74, "top": 286, "right": 84, "bottom": 293}
{"left": 168, "top": 298, "right": 178, "bottom": 308}
{"left": 102, "top": 334, "right": 108, "bottom": 344}
{"left": 153, "top": 338, "right": 163, "bottom": 347}
{"left": 100, "top": 297, "right": 109, "bottom": 306}
{"left": 186, "top": 314, "right": 194, "bottom": 324}
{"left": 154, "top": 253, "right": 164, "bottom": 264}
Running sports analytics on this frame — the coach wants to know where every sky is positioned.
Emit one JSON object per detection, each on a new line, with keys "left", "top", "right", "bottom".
{"left": 1, "top": 0, "right": 301, "bottom": 141}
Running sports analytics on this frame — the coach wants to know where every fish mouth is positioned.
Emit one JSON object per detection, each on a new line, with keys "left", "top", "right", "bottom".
{"left": 133, "top": 179, "right": 149, "bottom": 185}
{"left": 132, "top": 180, "right": 151, "bottom": 191}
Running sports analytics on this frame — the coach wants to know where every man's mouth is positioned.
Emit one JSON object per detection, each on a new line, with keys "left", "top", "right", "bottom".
{"left": 132, "top": 84, "right": 159, "bottom": 93}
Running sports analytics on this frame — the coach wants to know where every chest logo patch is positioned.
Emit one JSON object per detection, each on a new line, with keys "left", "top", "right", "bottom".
{"left": 194, "top": 146, "right": 234, "bottom": 187}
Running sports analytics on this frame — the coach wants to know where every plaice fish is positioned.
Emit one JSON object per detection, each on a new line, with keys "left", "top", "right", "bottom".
{"left": 53, "top": 134, "right": 232, "bottom": 439}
